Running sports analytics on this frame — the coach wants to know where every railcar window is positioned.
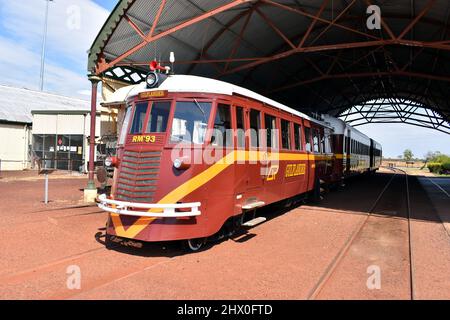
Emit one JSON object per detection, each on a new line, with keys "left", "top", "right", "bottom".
{"left": 235, "top": 107, "right": 245, "bottom": 148}
{"left": 293, "top": 123, "right": 303, "bottom": 151}
{"left": 146, "top": 101, "right": 171, "bottom": 133}
{"left": 119, "top": 107, "right": 132, "bottom": 145}
{"left": 250, "top": 109, "right": 261, "bottom": 148}
{"left": 264, "top": 114, "right": 278, "bottom": 149}
{"left": 313, "top": 129, "right": 320, "bottom": 153}
{"left": 130, "top": 102, "right": 149, "bottom": 134}
{"left": 320, "top": 134, "right": 326, "bottom": 154}
{"left": 212, "top": 104, "right": 232, "bottom": 147}
{"left": 324, "top": 131, "right": 332, "bottom": 153}
{"left": 170, "top": 101, "right": 212, "bottom": 144}
{"left": 281, "top": 120, "right": 291, "bottom": 150}
{"left": 304, "top": 127, "right": 312, "bottom": 152}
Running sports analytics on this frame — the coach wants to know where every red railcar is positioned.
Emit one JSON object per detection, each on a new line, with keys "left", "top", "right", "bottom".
{"left": 98, "top": 73, "right": 379, "bottom": 250}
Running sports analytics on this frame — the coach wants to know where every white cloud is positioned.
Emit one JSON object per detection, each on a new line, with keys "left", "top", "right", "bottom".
{"left": 0, "top": 35, "right": 91, "bottom": 98}
{"left": 0, "top": 0, "right": 109, "bottom": 97}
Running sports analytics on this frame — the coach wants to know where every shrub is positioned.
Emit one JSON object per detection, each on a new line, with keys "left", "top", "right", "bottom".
{"left": 428, "top": 162, "right": 443, "bottom": 174}
{"left": 442, "top": 160, "right": 450, "bottom": 173}
{"left": 432, "top": 154, "right": 450, "bottom": 164}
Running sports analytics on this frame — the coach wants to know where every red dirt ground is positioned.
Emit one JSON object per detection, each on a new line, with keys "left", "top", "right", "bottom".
{"left": 0, "top": 170, "right": 449, "bottom": 300}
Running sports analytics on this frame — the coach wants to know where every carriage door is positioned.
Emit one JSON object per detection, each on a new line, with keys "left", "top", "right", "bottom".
{"left": 345, "top": 129, "right": 351, "bottom": 173}
{"left": 233, "top": 104, "right": 248, "bottom": 196}
{"left": 210, "top": 101, "right": 234, "bottom": 193}
{"left": 246, "top": 105, "right": 264, "bottom": 191}
{"left": 303, "top": 121, "right": 314, "bottom": 191}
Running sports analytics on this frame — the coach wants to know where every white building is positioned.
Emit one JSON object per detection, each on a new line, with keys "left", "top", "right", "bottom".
{"left": 0, "top": 85, "right": 100, "bottom": 172}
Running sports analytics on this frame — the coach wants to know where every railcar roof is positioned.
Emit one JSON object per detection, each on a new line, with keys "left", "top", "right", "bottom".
{"left": 125, "top": 74, "right": 332, "bottom": 128}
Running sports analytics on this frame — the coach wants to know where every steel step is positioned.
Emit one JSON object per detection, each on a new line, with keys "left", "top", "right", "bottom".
{"left": 242, "top": 217, "right": 267, "bottom": 227}
{"left": 242, "top": 201, "right": 265, "bottom": 210}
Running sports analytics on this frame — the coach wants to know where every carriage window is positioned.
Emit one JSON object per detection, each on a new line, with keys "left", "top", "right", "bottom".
{"left": 250, "top": 109, "right": 261, "bottom": 148}
{"left": 281, "top": 119, "right": 291, "bottom": 150}
{"left": 293, "top": 123, "right": 303, "bottom": 151}
{"left": 320, "top": 134, "right": 326, "bottom": 154}
{"left": 146, "top": 101, "right": 171, "bottom": 133}
{"left": 304, "top": 127, "right": 312, "bottom": 152}
{"left": 170, "top": 101, "right": 212, "bottom": 144}
{"left": 264, "top": 114, "right": 278, "bottom": 149}
{"left": 236, "top": 107, "right": 245, "bottom": 148}
{"left": 130, "top": 102, "right": 149, "bottom": 134}
{"left": 119, "top": 107, "right": 132, "bottom": 145}
{"left": 212, "top": 104, "right": 232, "bottom": 147}
{"left": 324, "top": 131, "right": 332, "bottom": 153}
{"left": 313, "top": 129, "right": 320, "bottom": 153}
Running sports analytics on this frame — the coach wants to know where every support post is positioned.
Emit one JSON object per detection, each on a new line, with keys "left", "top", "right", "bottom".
{"left": 44, "top": 173, "right": 49, "bottom": 204}
{"left": 84, "top": 74, "right": 102, "bottom": 203}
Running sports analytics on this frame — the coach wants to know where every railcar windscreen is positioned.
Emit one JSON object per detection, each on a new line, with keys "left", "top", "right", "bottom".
{"left": 118, "top": 107, "right": 132, "bottom": 145}
{"left": 170, "top": 101, "right": 212, "bottom": 144}
{"left": 146, "top": 101, "right": 171, "bottom": 133}
{"left": 130, "top": 102, "right": 148, "bottom": 134}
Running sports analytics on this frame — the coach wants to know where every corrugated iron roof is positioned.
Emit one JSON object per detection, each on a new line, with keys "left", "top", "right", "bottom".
{"left": 0, "top": 85, "right": 90, "bottom": 124}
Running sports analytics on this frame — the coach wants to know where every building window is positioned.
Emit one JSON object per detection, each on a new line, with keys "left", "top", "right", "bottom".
{"left": 32, "top": 134, "right": 84, "bottom": 171}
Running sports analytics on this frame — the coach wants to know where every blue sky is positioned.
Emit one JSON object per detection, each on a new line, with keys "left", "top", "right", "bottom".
{"left": 0, "top": 0, "right": 448, "bottom": 158}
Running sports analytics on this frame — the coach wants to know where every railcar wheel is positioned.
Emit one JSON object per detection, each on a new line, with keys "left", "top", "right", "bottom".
{"left": 310, "top": 177, "right": 322, "bottom": 203}
{"left": 184, "top": 238, "right": 206, "bottom": 252}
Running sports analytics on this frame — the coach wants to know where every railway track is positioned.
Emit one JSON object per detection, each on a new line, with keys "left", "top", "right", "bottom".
{"left": 307, "top": 168, "right": 416, "bottom": 300}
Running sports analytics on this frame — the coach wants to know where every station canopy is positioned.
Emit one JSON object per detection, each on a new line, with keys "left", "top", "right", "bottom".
{"left": 88, "top": 0, "right": 450, "bottom": 133}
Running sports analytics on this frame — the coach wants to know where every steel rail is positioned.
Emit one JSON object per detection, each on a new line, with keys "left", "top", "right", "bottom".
{"left": 306, "top": 169, "right": 398, "bottom": 299}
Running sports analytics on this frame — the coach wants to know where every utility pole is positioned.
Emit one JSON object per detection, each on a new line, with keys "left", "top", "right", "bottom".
{"left": 39, "top": 0, "right": 53, "bottom": 91}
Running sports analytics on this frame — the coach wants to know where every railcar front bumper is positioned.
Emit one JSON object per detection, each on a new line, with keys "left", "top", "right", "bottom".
{"left": 97, "top": 194, "right": 201, "bottom": 218}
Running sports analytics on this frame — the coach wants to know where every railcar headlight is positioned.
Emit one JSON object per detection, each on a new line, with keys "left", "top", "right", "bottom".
{"left": 173, "top": 158, "right": 190, "bottom": 170}
{"left": 105, "top": 156, "right": 119, "bottom": 168}
{"left": 173, "top": 158, "right": 182, "bottom": 169}
{"left": 146, "top": 72, "right": 159, "bottom": 88}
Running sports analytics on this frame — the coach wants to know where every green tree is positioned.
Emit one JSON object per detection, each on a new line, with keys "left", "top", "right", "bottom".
{"left": 403, "top": 149, "right": 414, "bottom": 161}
